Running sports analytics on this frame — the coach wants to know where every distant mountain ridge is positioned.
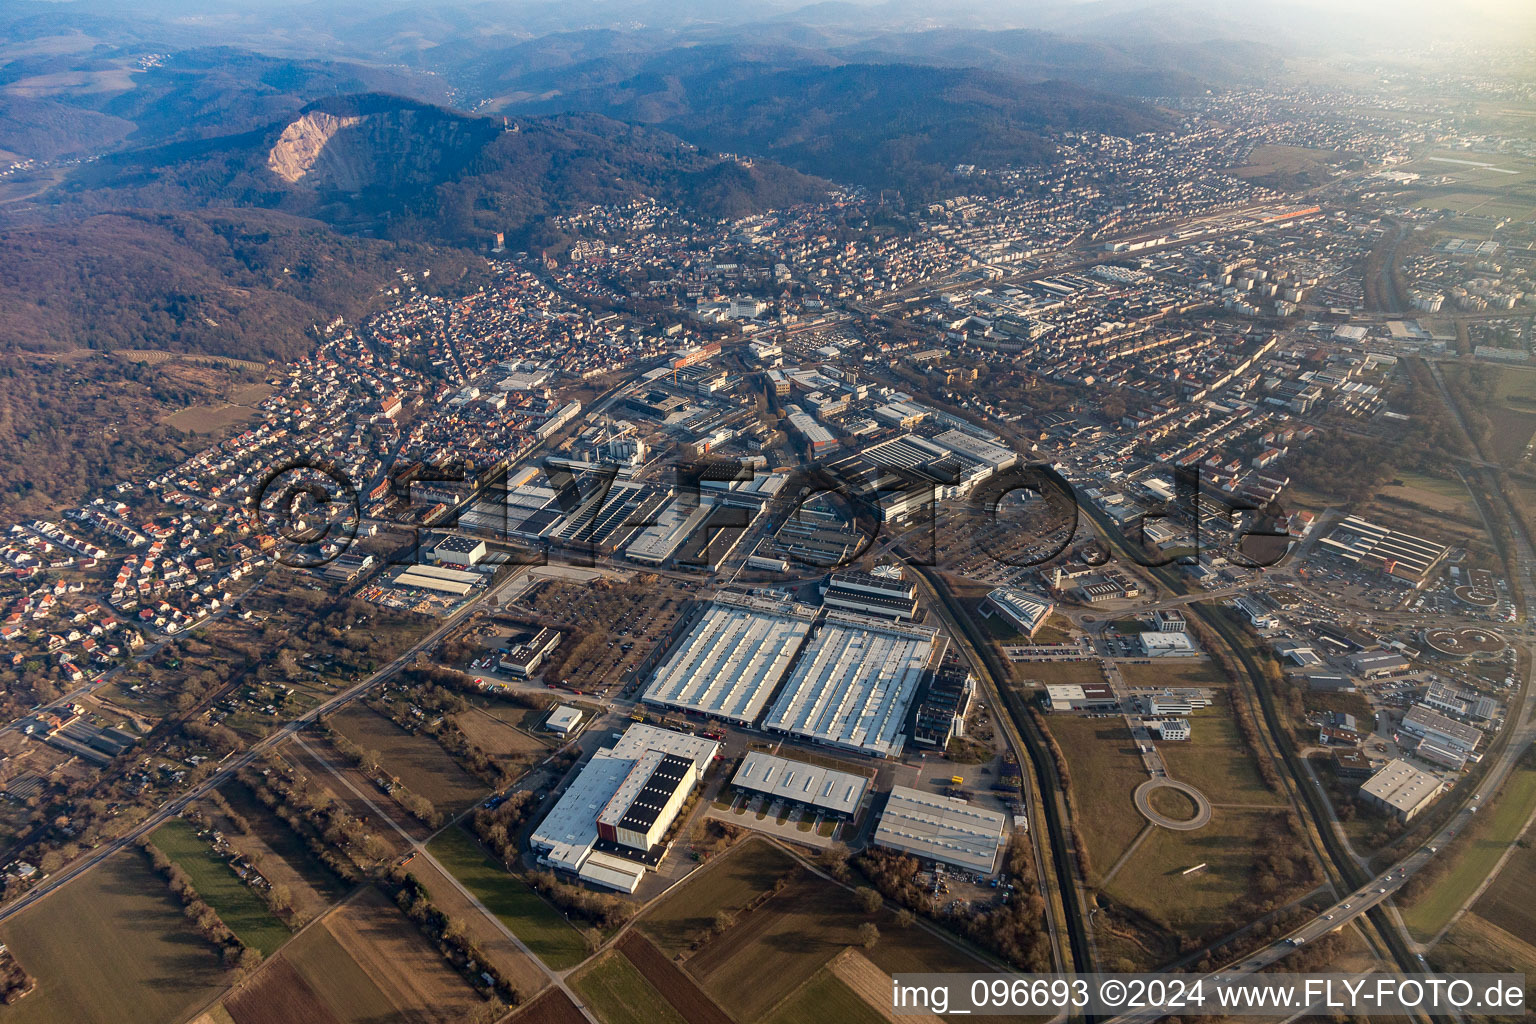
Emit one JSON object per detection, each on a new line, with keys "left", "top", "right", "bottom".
{"left": 43, "top": 94, "right": 829, "bottom": 245}
{"left": 483, "top": 50, "right": 1177, "bottom": 193}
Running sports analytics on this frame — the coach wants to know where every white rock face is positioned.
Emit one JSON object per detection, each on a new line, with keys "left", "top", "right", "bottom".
{"left": 267, "top": 112, "right": 363, "bottom": 183}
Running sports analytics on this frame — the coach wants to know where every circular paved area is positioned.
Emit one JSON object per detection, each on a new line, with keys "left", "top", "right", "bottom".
{"left": 1423, "top": 626, "right": 1503, "bottom": 658}
{"left": 1134, "top": 778, "right": 1213, "bottom": 831}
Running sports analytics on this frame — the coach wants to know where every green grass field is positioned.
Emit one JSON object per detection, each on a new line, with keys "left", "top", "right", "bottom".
{"left": 1473, "top": 843, "right": 1536, "bottom": 945}
{"left": 1043, "top": 716, "right": 1148, "bottom": 881}
{"left": 1015, "top": 659, "right": 1108, "bottom": 688}
{"left": 0, "top": 850, "right": 228, "bottom": 1024}
{"left": 1104, "top": 809, "right": 1295, "bottom": 940}
{"left": 570, "top": 952, "right": 688, "bottom": 1024}
{"left": 1116, "top": 659, "right": 1229, "bottom": 688}
{"left": 1156, "top": 701, "right": 1282, "bottom": 806}
{"left": 1402, "top": 762, "right": 1536, "bottom": 941}
{"left": 426, "top": 826, "right": 588, "bottom": 969}
{"left": 639, "top": 838, "right": 798, "bottom": 955}
{"left": 151, "top": 817, "right": 292, "bottom": 955}
{"left": 764, "top": 967, "right": 887, "bottom": 1024}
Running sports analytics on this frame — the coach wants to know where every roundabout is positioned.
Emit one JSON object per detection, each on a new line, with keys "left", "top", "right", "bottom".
{"left": 1134, "top": 778, "right": 1213, "bottom": 831}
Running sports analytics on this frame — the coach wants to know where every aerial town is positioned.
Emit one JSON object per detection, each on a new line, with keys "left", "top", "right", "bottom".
{"left": 0, "top": 7, "right": 1533, "bottom": 1024}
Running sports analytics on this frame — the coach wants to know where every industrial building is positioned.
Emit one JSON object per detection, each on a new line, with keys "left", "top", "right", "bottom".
{"left": 1138, "top": 690, "right": 1212, "bottom": 715}
{"left": 499, "top": 627, "right": 563, "bottom": 677}
{"left": 785, "top": 405, "right": 837, "bottom": 454}
{"left": 1142, "top": 717, "right": 1191, "bottom": 741}
{"left": 642, "top": 593, "right": 816, "bottom": 723}
{"left": 430, "top": 535, "right": 488, "bottom": 566}
{"left": 1139, "top": 631, "right": 1198, "bottom": 657}
{"left": 1359, "top": 759, "right": 1444, "bottom": 821}
{"left": 763, "top": 611, "right": 938, "bottom": 758}
{"left": 597, "top": 751, "right": 694, "bottom": 850}
{"left": 529, "top": 724, "right": 719, "bottom": 892}
{"left": 1349, "top": 650, "right": 1412, "bottom": 678}
{"left": 1318, "top": 515, "right": 1449, "bottom": 582}
{"left": 872, "top": 785, "right": 1007, "bottom": 874}
{"left": 821, "top": 568, "right": 919, "bottom": 620}
{"left": 1043, "top": 683, "right": 1119, "bottom": 712}
{"left": 984, "top": 587, "right": 1055, "bottom": 638}
{"left": 391, "top": 563, "right": 482, "bottom": 596}
{"left": 624, "top": 497, "right": 721, "bottom": 565}
{"left": 912, "top": 655, "right": 974, "bottom": 748}
{"left": 545, "top": 705, "right": 583, "bottom": 735}
{"left": 1401, "top": 705, "right": 1481, "bottom": 768}
{"left": 730, "top": 751, "right": 869, "bottom": 818}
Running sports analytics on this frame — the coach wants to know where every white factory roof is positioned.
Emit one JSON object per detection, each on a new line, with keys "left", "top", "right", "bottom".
{"left": 929, "top": 429, "right": 1017, "bottom": 470}
{"left": 732, "top": 750, "right": 869, "bottom": 816}
{"left": 1360, "top": 758, "right": 1443, "bottom": 814}
{"left": 624, "top": 496, "right": 716, "bottom": 564}
{"left": 530, "top": 723, "right": 720, "bottom": 873}
{"left": 578, "top": 851, "right": 645, "bottom": 893}
{"left": 546, "top": 705, "right": 583, "bottom": 734}
{"left": 642, "top": 593, "right": 815, "bottom": 723}
{"left": 607, "top": 723, "right": 721, "bottom": 777}
{"left": 403, "top": 563, "right": 482, "bottom": 583}
{"left": 529, "top": 752, "right": 633, "bottom": 872}
{"left": 392, "top": 568, "right": 474, "bottom": 596}
{"left": 1402, "top": 704, "right": 1482, "bottom": 750}
{"left": 986, "top": 587, "right": 1054, "bottom": 634}
{"left": 872, "top": 785, "right": 1006, "bottom": 874}
{"left": 762, "top": 610, "right": 936, "bottom": 757}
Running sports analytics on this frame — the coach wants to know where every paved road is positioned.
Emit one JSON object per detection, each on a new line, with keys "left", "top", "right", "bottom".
{"left": 1133, "top": 779, "right": 1212, "bottom": 831}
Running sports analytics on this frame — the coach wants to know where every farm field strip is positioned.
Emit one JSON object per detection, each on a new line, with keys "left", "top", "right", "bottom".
{"left": 426, "top": 826, "right": 588, "bottom": 969}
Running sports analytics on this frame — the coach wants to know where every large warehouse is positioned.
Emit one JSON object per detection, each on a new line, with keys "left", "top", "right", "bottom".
{"left": 872, "top": 785, "right": 1007, "bottom": 874}
{"left": 529, "top": 724, "right": 719, "bottom": 892}
{"left": 762, "top": 610, "right": 938, "bottom": 758}
{"left": 1359, "top": 759, "right": 1443, "bottom": 821}
{"left": 391, "top": 563, "right": 482, "bottom": 596}
{"left": 1318, "top": 515, "right": 1449, "bottom": 582}
{"left": 642, "top": 593, "right": 817, "bottom": 723}
{"left": 730, "top": 751, "right": 869, "bottom": 818}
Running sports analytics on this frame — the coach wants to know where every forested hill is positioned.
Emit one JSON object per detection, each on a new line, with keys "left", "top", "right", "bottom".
{"left": 0, "top": 209, "right": 489, "bottom": 360}
{"left": 43, "top": 96, "right": 830, "bottom": 247}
